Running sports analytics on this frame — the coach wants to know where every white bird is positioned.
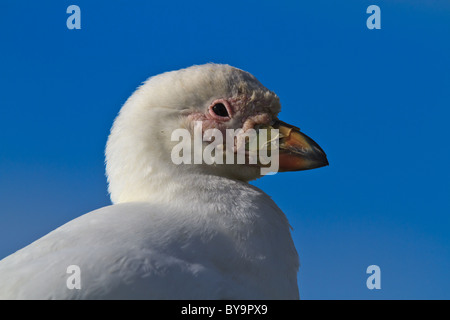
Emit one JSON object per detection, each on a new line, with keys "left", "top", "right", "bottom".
{"left": 0, "top": 64, "right": 328, "bottom": 299}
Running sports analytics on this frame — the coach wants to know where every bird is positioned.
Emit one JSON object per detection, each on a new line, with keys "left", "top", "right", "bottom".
{"left": 0, "top": 63, "right": 328, "bottom": 299}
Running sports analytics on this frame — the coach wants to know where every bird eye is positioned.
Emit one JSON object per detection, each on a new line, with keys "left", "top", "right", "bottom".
{"left": 211, "top": 103, "right": 229, "bottom": 117}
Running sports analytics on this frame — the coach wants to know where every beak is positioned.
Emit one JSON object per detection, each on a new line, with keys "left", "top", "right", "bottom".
{"left": 271, "top": 119, "right": 329, "bottom": 172}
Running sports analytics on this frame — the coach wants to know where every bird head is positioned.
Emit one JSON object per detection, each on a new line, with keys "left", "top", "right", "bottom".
{"left": 106, "top": 64, "right": 328, "bottom": 203}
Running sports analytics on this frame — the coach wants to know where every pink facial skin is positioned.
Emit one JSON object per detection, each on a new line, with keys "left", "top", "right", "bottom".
{"left": 187, "top": 95, "right": 273, "bottom": 134}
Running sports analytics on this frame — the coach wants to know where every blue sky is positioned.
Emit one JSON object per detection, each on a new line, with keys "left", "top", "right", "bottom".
{"left": 1, "top": 0, "right": 449, "bottom": 299}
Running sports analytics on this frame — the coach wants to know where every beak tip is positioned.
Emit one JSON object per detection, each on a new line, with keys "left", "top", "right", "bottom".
{"left": 311, "top": 156, "right": 329, "bottom": 170}
{"left": 319, "top": 157, "right": 329, "bottom": 167}
{"left": 270, "top": 119, "right": 329, "bottom": 172}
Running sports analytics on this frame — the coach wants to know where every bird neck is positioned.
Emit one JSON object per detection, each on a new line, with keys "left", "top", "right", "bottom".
{"left": 108, "top": 160, "right": 257, "bottom": 206}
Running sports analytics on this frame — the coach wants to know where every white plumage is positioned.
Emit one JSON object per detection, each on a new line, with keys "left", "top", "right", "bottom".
{"left": 0, "top": 64, "right": 327, "bottom": 299}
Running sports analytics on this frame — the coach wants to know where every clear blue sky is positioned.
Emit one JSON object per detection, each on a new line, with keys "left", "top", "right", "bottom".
{"left": 1, "top": 0, "right": 449, "bottom": 299}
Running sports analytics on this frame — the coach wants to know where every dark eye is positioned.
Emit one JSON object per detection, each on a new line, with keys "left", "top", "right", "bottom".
{"left": 212, "top": 103, "right": 229, "bottom": 117}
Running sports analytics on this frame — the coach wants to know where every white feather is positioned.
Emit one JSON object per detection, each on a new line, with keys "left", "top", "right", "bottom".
{"left": 0, "top": 64, "right": 299, "bottom": 299}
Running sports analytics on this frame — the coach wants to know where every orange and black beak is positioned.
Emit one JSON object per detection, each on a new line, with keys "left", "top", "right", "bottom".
{"left": 272, "top": 120, "right": 328, "bottom": 172}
